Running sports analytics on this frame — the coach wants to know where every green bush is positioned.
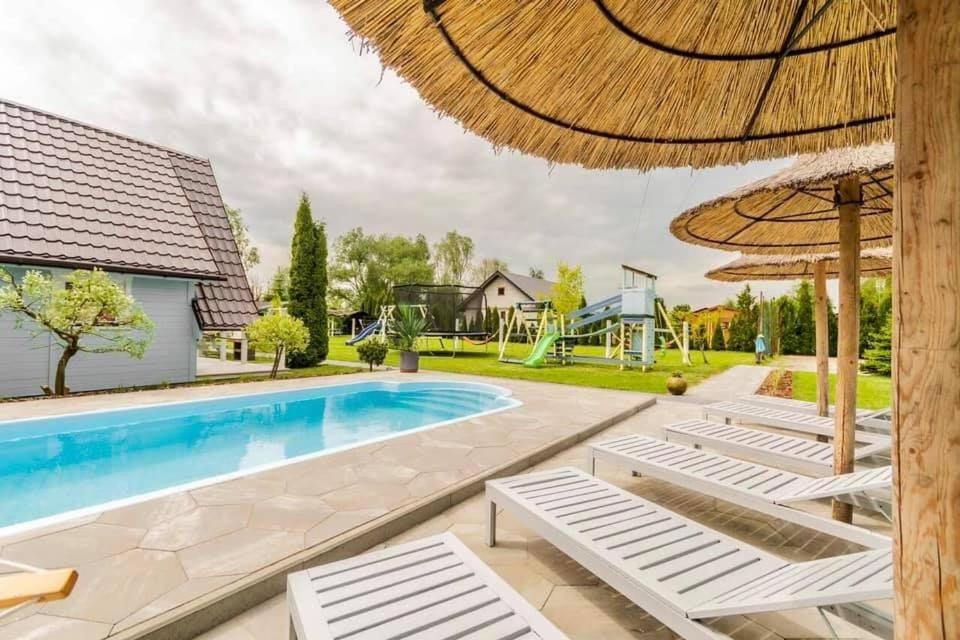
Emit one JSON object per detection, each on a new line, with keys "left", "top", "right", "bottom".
{"left": 357, "top": 338, "right": 388, "bottom": 371}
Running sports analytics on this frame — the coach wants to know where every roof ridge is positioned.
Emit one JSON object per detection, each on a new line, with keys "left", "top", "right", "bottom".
{"left": 0, "top": 97, "right": 211, "bottom": 163}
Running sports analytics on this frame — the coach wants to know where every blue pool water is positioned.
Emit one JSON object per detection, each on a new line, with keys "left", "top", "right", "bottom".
{"left": 0, "top": 381, "right": 517, "bottom": 530}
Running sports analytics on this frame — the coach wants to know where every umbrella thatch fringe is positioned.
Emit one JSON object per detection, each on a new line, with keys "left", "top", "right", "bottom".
{"left": 669, "top": 143, "right": 894, "bottom": 254}
{"left": 329, "top": 0, "right": 895, "bottom": 170}
{"left": 705, "top": 248, "right": 893, "bottom": 281}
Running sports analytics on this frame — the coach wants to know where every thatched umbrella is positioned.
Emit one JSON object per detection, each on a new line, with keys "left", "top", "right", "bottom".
{"left": 706, "top": 249, "right": 893, "bottom": 417}
{"left": 328, "top": 0, "right": 958, "bottom": 634}
{"left": 672, "top": 145, "right": 892, "bottom": 523}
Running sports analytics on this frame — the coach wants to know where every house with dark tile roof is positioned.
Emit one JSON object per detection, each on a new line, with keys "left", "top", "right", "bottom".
{"left": 463, "top": 270, "right": 557, "bottom": 313}
{"left": 0, "top": 99, "right": 258, "bottom": 396}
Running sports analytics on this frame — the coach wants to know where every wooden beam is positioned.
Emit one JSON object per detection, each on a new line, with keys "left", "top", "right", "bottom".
{"left": 813, "top": 261, "right": 830, "bottom": 419}
{"left": 894, "top": 0, "right": 959, "bottom": 637}
{"left": 832, "top": 175, "right": 861, "bottom": 523}
{"left": 0, "top": 569, "right": 78, "bottom": 608}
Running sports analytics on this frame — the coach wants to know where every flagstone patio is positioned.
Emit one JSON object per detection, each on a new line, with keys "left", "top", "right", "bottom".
{"left": 197, "top": 400, "right": 892, "bottom": 640}
{"left": 0, "top": 371, "right": 652, "bottom": 640}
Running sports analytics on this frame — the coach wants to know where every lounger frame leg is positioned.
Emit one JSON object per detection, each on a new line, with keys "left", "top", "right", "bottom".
{"left": 486, "top": 498, "right": 497, "bottom": 547}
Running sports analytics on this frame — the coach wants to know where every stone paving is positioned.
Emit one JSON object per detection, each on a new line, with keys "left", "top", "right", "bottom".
{"left": 198, "top": 401, "right": 892, "bottom": 640}
{"left": 0, "top": 371, "right": 651, "bottom": 640}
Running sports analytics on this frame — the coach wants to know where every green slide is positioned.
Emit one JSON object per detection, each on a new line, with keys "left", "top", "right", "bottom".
{"left": 523, "top": 331, "right": 561, "bottom": 368}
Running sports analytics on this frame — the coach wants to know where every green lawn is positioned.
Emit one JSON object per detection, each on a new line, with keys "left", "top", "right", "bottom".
{"left": 328, "top": 336, "right": 763, "bottom": 394}
{"left": 791, "top": 370, "right": 891, "bottom": 410}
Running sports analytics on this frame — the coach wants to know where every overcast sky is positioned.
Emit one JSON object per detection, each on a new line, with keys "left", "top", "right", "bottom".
{"left": 0, "top": 0, "right": 808, "bottom": 306}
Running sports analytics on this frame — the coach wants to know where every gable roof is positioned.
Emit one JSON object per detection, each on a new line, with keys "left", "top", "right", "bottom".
{"left": 470, "top": 270, "right": 557, "bottom": 304}
{"left": 0, "top": 99, "right": 257, "bottom": 330}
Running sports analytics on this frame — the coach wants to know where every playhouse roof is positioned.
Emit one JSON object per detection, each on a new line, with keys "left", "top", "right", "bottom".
{"left": 0, "top": 99, "right": 258, "bottom": 330}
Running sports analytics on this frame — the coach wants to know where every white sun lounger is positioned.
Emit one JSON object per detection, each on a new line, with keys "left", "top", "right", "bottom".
{"left": 704, "top": 401, "right": 894, "bottom": 444}
{"left": 287, "top": 532, "right": 567, "bottom": 640}
{"left": 589, "top": 435, "right": 892, "bottom": 547}
{"left": 737, "top": 395, "right": 891, "bottom": 434}
{"left": 485, "top": 468, "right": 893, "bottom": 640}
{"left": 665, "top": 419, "right": 890, "bottom": 476}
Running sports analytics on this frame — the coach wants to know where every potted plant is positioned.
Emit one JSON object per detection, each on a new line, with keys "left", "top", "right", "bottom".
{"left": 394, "top": 305, "right": 427, "bottom": 373}
{"left": 666, "top": 371, "right": 687, "bottom": 395}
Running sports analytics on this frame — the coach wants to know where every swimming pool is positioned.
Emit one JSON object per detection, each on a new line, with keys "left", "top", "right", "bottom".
{"left": 0, "top": 380, "right": 519, "bottom": 531}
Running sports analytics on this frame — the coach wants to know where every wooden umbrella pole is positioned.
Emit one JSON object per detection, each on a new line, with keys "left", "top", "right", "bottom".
{"left": 812, "top": 260, "right": 830, "bottom": 420}
{"left": 831, "top": 176, "right": 861, "bottom": 523}
{"left": 894, "top": 0, "right": 959, "bottom": 637}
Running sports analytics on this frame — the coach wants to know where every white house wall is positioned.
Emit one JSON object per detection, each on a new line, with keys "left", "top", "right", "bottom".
{"left": 483, "top": 276, "right": 535, "bottom": 311}
{"left": 0, "top": 267, "right": 199, "bottom": 398}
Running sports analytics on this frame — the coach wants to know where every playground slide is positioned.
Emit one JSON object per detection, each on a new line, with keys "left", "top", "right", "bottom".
{"left": 346, "top": 321, "right": 381, "bottom": 346}
{"left": 522, "top": 331, "right": 561, "bottom": 368}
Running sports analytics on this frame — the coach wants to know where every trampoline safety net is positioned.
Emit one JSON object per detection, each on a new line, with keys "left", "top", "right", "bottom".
{"left": 393, "top": 284, "right": 486, "bottom": 335}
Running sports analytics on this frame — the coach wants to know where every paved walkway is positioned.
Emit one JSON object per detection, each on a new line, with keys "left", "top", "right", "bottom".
{"left": 0, "top": 372, "right": 650, "bottom": 640}
{"left": 200, "top": 401, "right": 890, "bottom": 640}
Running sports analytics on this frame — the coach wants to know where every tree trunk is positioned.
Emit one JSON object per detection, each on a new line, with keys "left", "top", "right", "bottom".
{"left": 832, "top": 176, "right": 861, "bottom": 523}
{"left": 54, "top": 344, "right": 78, "bottom": 395}
{"left": 813, "top": 261, "right": 830, "bottom": 418}
{"left": 272, "top": 347, "right": 283, "bottom": 379}
{"left": 894, "top": 0, "right": 959, "bottom": 636}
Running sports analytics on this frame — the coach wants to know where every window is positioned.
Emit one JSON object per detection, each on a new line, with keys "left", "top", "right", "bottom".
{"left": 497, "top": 286, "right": 506, "bottom": 296}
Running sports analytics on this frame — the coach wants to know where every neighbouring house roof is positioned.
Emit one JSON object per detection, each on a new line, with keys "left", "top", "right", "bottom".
{"left": 0, "top": 99, "right": 258, "bottom": 330}
{"left": 490, "top": 270, "right": 555, "bottom": 298}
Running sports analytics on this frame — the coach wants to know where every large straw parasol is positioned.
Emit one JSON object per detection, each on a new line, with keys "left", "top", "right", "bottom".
{"left": 330, "top": 1, "right": 894, "bottom": 170}
{"left": 672, "top": 146, "right": 891, "bottom": 523}
{"left": 670, "top": 144, "right": 893, "bottom": 254}
{"left": 706, "top": 249, "right": 892, "bottom": 417}
{"left": 328, "top": 1, "right": 958, "bottom": 635}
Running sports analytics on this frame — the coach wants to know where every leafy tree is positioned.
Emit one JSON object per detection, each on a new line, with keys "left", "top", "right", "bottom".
{"left": 225, "top": 205, "right": 261, "bottom": 273}
{"left": 859, "top": 277, "right": 892, "bottom": 355}
{"left": 330, "top": 228, "right": 433, "bottom": 313}
{"left": 433, "top": 231, "right": 475, "bottom": 285}
{"left": 470, "top": 257, "right": 509, "bottom": 284}
{"left": 793, "top": 281, "right": 816, "bottom": 355}
{"left": 861, "top": 315, "right": 892, "bottom": 376}
{"left": 264, "top": 266, "right": 290, "bottom": 303}
{"left": 776, "top": 295, "right": 800, "bottom": 354}
{"left": 710, "top": 319, "right": 727, "bottom": 350}
{"left": 0, "top": 268, "right": 154, "bottom": 395}
{"left": 528, "top": 267, "right": 544, "bottom": 279}
{"left": 726, "top": 285, "right": 759, "bottom": 352}
{"left": 286, "top": 194, "right": 328, "bottom": 367}
{"left": 550, "top": 262, "right": 585, "bottom": 316}
{"left": 357, "top": 338, "right": 388, "bottom": 371}
{"left": 246, "top": 313, "right": 309, "bottom": 378}
{"left": 669, "top": 304, "right": 692, "bottom": 331}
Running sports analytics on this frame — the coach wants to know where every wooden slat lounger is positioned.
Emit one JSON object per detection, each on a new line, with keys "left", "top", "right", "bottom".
{"left": 736, "top": 395, "right": 891, "bottom": 434}
{"left": 704, "top": 401, "right": 894, "bottom": 442}
{"left": 666, "top": 419, "right": 890, "bottom": 476}
{"left": 286, "top": 532, "right": 567, "bottom": 640}
{"left": 589, "top": 434, "right": 892, "bottom": 547}
{"left": 486, "top": 468, "right": 893, "bottom": 640}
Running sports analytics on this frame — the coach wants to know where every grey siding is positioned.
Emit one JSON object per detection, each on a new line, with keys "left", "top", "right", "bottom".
{"left": 0, "top": 268, "right": 52, "bottom": 397}
{"left": 0, "top": 271, "right": 198, "bottom": 398}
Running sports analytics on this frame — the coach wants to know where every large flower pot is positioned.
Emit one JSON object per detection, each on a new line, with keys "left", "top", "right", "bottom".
{"left": 666, "top": 373, "right": 687, "bottom": 396}
{"left": 399, "top": 351, "right": 420, "bottom": 373}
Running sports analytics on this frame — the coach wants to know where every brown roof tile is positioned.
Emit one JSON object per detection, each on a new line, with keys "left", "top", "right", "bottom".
{"left": 0, "top": 100, "right": 258, "bottom": 330}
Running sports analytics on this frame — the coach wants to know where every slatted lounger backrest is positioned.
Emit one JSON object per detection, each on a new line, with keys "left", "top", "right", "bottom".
{"left": 486, "top": 467, "right": 787, "bottom": 614}
{"left": 287, "top": 533, "right": 567, "bottom": 640}
{"left": 689, "top": 548, "right": 893, "bottom": 618}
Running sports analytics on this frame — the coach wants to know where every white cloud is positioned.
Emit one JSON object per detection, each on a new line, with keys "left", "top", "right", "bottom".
{"left": 0, "top": 0, "right": 801, "bottom": 306}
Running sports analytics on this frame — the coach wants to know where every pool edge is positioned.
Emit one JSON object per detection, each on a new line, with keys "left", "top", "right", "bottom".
{"left": 107, "top": 396, "right": 656, "bottom": 640}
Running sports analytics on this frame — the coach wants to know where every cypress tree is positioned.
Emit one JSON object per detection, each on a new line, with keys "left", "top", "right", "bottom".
{"left": 313, "top": 220, "right": 329, "bottom": 361}
{"left": 286, "top": 194, "right": 327, "bottom": 368}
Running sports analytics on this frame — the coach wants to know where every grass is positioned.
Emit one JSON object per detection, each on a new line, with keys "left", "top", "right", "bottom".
{"left": 791, "top": 370, "right": 891, "bottom": 410}
{"left": 328, "top": 336, "right": 763, "bottom": 394}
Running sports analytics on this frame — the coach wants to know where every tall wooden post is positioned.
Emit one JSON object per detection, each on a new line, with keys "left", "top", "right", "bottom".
{"left": 813, "top": 261, "right": 830, "bottom": 418}
{"left": 894, "top": 0, "right": 959, "bottom": 636}
{"left": 832, "top": 176, "right": 861, "bottom": 523}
